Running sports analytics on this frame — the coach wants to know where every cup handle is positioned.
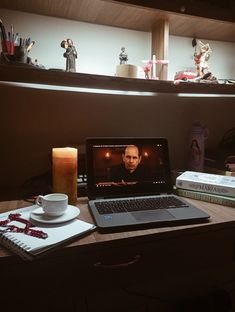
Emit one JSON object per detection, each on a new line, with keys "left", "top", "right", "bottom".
{"left": 35, "top": 195, "right": 44, "bottom": 206}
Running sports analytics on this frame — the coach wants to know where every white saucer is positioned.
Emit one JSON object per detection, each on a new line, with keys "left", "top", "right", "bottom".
{"left": 30, "top": 205, "right": 80, "bottom": 224}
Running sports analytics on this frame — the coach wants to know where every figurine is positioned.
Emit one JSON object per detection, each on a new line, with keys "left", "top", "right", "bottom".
{"left": 174, "top": 39, "right": 216, "bottom": 84}
{"left": 142, "top": 55, "right": 168, "bottom": 79}
{"left": 194, "top": 40, "right": 212, "bottom": 77}
{"left": 119, "top": 47, "right": 128, "bottom": 64}
{"left": 143, "top": 61, "right": 152, "bottom": 79}
{"left": 61, "top": 38, "right": 77, "bottom": 72}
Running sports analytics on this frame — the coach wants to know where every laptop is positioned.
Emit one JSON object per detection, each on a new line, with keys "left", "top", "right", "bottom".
{"left": 86, "top": 137, "right": 210, "bottom": 233}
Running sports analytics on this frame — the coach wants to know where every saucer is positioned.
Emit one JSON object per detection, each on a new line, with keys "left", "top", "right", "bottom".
{"left": 30, "top": 205, "right": 80, "bottom": 224}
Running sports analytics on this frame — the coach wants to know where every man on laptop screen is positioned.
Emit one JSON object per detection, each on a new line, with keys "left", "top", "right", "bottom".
{"left": 109, "top": 144, "right": 147, "bottom": 182}
{"left": 91, "top": 140, "right": 171, "bottom": 195}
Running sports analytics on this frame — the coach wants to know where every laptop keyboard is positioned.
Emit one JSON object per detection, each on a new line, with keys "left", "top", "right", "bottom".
{"left": 95, "top": 196, "right": 188, "bottom": 215}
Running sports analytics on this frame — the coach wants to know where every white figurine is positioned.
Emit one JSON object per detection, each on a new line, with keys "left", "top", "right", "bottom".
{"left": 194, "top": 40, "right": 212, "bottom": 77}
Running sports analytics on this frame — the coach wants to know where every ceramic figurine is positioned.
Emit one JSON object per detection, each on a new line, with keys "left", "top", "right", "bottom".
{"left": 194, "top": 39, "right": 212, "bottom": 77}
{"left": 119, "top": 47, "right": 128, "bottom": 64}
{"left": 61, "top": 38, "right": 77, "bottom": 72}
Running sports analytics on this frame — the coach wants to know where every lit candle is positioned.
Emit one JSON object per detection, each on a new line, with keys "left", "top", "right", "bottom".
{"left": 52, "top": 147, "right": 78, "bottom": 205}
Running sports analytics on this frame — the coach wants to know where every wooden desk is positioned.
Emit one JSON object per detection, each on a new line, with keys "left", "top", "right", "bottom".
{"left": 1, "top": 198, "right": 235, "bottom": 311}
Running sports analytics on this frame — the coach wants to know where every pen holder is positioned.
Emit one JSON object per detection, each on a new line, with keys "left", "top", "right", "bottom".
{"left": 0, "top": 52, "right": 13, "bottom": 63}
{"left": 5, "top": 40, "right": 14, "bottom": 55}
{"left": 14, "top": 46, "right": 28, "bottom": 63}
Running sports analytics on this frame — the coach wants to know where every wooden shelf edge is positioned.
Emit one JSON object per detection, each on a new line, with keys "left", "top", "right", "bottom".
{"left": 0, "top": 64, "right": 234, "bottom": 94}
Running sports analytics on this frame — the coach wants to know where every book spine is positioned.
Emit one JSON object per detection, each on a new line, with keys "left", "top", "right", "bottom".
{"left": 0, "top": 233, "right": 33, "bottom": 261}
{"left": 176, "top": 188, "right": 235, "bottom": 208}
{"left": 176, "top": 178, "right": 235, "bottom": 197}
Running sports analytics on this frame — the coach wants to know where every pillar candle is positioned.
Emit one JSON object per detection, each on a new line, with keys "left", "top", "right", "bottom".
{"left": 52, "top": 147, "right": 78, "bottom": 205}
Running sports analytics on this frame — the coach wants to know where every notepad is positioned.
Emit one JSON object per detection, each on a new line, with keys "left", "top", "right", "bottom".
{"left": 0, "top": 206, "right": 96, "bottom": 260}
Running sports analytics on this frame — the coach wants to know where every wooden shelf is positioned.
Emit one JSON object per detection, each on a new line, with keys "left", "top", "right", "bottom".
{"left": 0, "top": 64, "right": 234, "bottom": 95}
{"left": 0, "top": 1, "right": 234, "bottom": 81}
{"left": 0, "top": 0, "right": 234, "bottom": 42}
{"left": 114, "top": 0, "right": 235, "bottom": 23}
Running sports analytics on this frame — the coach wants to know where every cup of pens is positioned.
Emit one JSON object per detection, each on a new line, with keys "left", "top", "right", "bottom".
{"left": 14, "top": 46, "right": 28, "bottom": 63}
{"left": 0, "top": 19, "right": 35, "bottom": 64}
{"left": 14, "top": 39, "right": 35, "bottom": 63}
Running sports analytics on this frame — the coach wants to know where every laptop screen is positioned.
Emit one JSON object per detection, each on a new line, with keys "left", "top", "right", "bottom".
{"left": 86, "top": 137, "right": 173, "bottom": 199}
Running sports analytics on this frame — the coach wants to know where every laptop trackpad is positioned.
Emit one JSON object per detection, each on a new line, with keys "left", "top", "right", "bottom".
{"left": 132, "top": 210, "right": 174, "bottom": 221}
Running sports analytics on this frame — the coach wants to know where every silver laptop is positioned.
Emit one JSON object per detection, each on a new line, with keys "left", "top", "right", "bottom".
{"left": 86, "top": 137, "right": 210, "bottom": 233}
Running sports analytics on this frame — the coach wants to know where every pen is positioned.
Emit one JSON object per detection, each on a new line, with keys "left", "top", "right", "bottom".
{"left": 26, "top": 40, "right": 35, "bottom": 52}
{"left": 26, "top": 37, "right": 31, "bottom": 45}
{"left": 14, "top": 33, "right": 19, "bottom": 45}
{"left": 0, "top": 19, "right": 7, "bottom": 40}
{"left": 10, "top": 24, "right": 13, "bottom": 40}
{"left": 0, "top": 19, "right": 7, "bottom": 53}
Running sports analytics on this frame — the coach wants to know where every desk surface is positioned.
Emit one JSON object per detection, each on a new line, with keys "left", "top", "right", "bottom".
{"left": 1, "top": 197, "right": 235, "bottom": 259}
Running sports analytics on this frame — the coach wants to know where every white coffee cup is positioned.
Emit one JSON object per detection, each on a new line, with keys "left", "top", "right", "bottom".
{"left": 35, "top": 193, "right": 68, "bottom": 217}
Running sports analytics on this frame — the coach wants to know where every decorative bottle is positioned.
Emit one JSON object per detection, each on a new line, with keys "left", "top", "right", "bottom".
{"left": 187, "top": 121, "right": 209, "bottom": 172}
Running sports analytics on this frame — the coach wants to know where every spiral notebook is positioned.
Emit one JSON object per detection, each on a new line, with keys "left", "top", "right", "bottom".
{"left": 0, "top": 206, "right": 96, "bottom": 260}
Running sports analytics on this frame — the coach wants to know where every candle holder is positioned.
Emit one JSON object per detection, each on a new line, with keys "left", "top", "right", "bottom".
{"left": 52, "top": 147, "right": 78, "bottom": 205}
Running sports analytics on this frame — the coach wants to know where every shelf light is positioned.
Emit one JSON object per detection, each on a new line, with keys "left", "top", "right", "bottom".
{"left": 1, "top": 81, "right": 234, "bottom": 97}
{"left": 0, "top": 81, "right": 157, "bottom": 96}
{"left": 177, "top": 93, "right": 235, "bottom": 98}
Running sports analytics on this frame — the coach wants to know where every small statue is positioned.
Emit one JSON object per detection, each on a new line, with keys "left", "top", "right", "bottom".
{"left": 142, "top": 55, "right": 168, "bottom": 80}
{"left": 119, "top": 46, "right": 128, "bottom": 64}
{"left": 143, "top": 61, "right": 152, "bottom": 79}
{"left": 60, "top": 38, "right": 77, "bottom": 72}
{"left": 194, "top": 39, "right": 212, "bottom": 77}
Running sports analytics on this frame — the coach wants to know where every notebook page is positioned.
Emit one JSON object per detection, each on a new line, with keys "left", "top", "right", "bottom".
{"left": 0, "top": 206, "right": 95, "bottom": 255}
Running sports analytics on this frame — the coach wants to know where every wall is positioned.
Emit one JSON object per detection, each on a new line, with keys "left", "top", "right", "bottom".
{"left": 0, "top": 8, "right": 235, "bottom": 79}
{"left": 0, "top": 9, "right": 234, "bottom": 190}
{"left": 1, "top": 82, "right": 234, "bottom": 188}
{"left": 0, "top": 8, "right": 151, "bottom": 77}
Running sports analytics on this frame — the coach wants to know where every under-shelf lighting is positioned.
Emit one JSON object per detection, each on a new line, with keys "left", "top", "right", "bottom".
{"left": 177, "top": 93, "right": 235, "bottom": 98}
{"left": 0, "top": 81, "right": 157, "bottom": 96}
{"left": 0, "top": 81, "right": 234, "bottom": 97}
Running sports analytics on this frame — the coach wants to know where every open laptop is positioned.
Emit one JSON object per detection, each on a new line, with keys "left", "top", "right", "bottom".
{"left": 86, "top": 137, "right": 210, "bottom": 233}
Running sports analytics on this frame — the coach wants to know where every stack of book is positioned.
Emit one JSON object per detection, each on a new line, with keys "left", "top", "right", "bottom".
{"left": 175, "top": 171, "right": 235, "bottom": 208}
